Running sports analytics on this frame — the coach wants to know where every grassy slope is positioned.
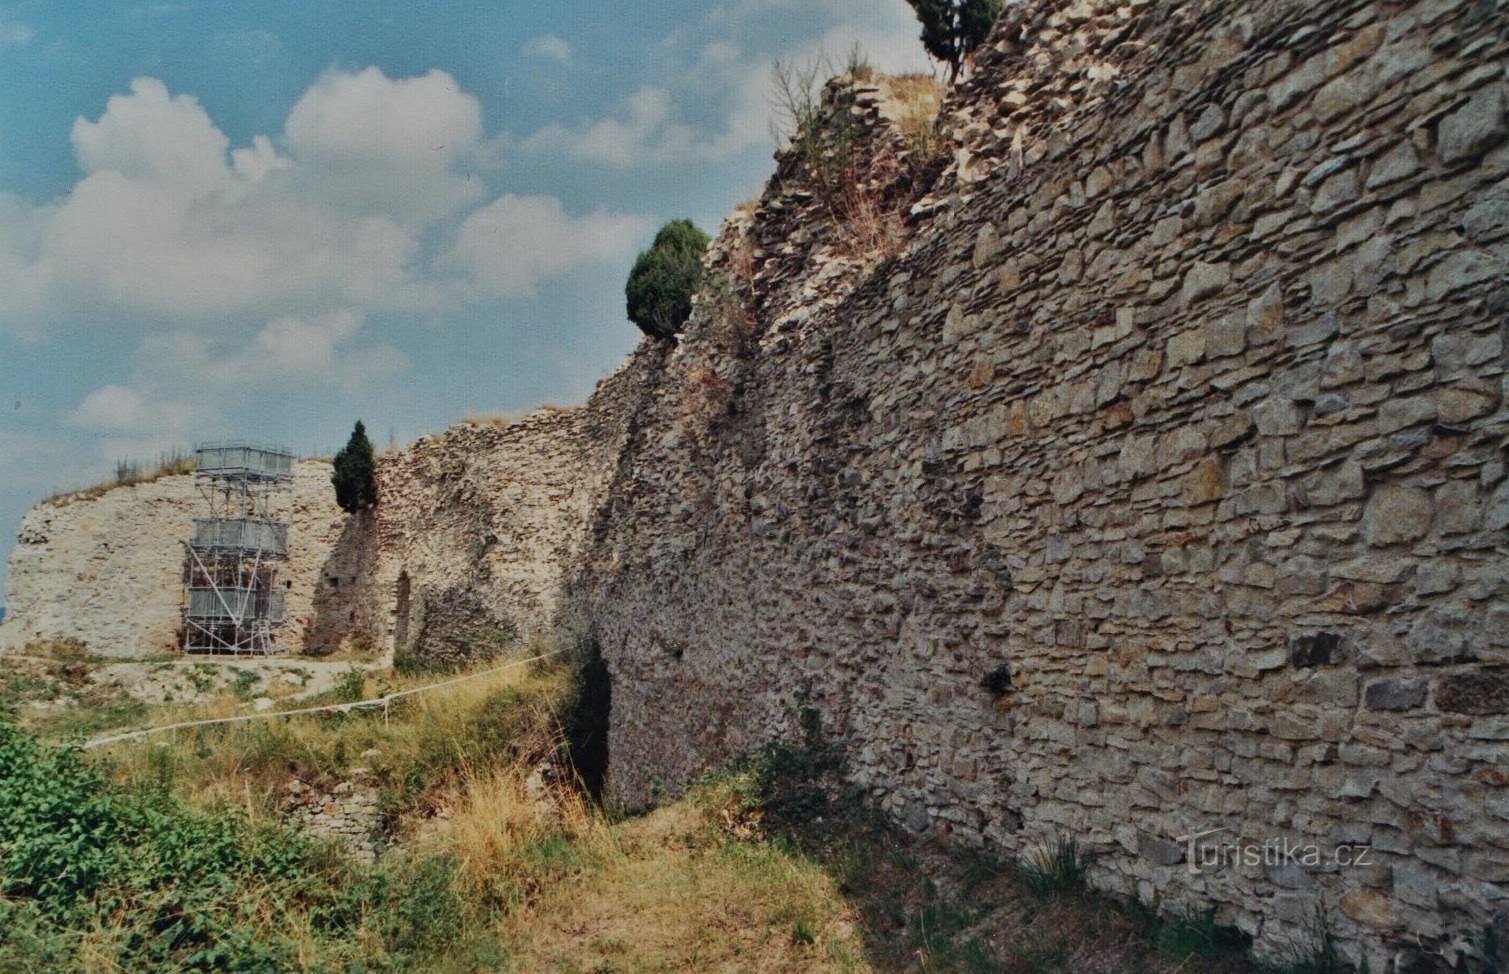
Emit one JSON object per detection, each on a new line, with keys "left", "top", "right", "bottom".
{"left": 0, "top": 647, "right": 1302, "bottom": 974}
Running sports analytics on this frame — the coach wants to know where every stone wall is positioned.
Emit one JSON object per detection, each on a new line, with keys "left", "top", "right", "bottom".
{"left": 0, "top": 396, "right": 633, "bottom": 661}
{"left": 344, "top": 398, "right": 636, "bottom": 665}
{"left": 3, "top": 0, "right": 1505, "bottom": 965}
{"left": 570, "top": 0, "right": 1509, "bottom": 967}
{"left": 0, "top": 462, "right": 350, "bottom": 657}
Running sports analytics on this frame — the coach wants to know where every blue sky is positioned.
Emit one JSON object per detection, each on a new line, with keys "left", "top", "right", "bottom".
{"left": 0, "top": 0, "right": 932, "bottom": 601}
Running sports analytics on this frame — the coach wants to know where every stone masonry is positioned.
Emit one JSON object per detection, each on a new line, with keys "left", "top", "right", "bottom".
{"left": 3, "top": 0, "right": 1506, "bottom": 966}
{"left": 568, "top": 0, "right": 1509, "bottom": 968}
{"left": 0, "top": 462, "right": 347, "bottom": 657}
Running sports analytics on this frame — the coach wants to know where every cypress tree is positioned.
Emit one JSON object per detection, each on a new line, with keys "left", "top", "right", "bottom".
{"left": 331, "top": 420, "right": 378, "bottom": 513}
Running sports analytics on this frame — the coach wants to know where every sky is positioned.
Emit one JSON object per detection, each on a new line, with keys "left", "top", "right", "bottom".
{"left": 0, "top": 0, "right": 933, "bottom": 602}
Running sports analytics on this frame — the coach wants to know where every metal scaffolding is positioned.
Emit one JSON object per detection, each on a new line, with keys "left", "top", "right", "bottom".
{"left": 181, "top": 441, "right": 294, "bottom": 655}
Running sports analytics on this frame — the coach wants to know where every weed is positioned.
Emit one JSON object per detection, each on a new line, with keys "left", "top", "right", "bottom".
{"left": 230, "top": 668, "right": 261, "bottom": 701}
{"left": 331, "top": 666, "right": 366, "bottom": 703}
{"left": 1254, "top": 907, "right": 1352, "bottom": 974}
{"left": 1158, "top": 908, "right": 1252, "bottom": 964}
{"left": 1016, "top": 836, "right": 1089, "bottom": 900}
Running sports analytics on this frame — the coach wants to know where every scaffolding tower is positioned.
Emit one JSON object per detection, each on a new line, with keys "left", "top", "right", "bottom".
{"left": 181, "top": 442, "right": 295, "bottom": 655}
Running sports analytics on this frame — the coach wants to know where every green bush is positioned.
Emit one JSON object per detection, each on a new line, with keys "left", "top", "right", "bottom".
{"left": 0, "top": 721, "right": 324, "bottom": 970}
{"left": 905, "top": 0, "right": 1003, "bottom": 82}
{"left": 625, "top": 219, "right": 710, "bottom": 340}
{"left": 332, "top": 419, "right": 378, "bottom": 513}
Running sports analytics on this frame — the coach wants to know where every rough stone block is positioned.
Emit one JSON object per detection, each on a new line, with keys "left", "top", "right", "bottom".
{"left": 1438, "top": 85, "right": 1508, "bottom": 164}
{"left": 1435, "top": 672, "right": 1509, "bottom": 715}
{"left": 1363, "top": 679, "right": 1427, "bottom": 711}
{"left": 1362, "top": 485, "right": 1432, "bottom": 546}
{"left": 1182, "top": 260, "right": 1231, "bottom": 306}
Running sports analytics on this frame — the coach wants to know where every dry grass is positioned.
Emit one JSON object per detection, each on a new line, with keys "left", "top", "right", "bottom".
{"left": 497, "top": 790, "right": 870, "bottom": 973}
{"left": 43, "top": 451, "right": 195, "bottom": 506}
{"left": 100, "top": 655, "right": 567, "bottom": 820}
{"left": 464, "top": 404, "right": 570, "bottom": 429}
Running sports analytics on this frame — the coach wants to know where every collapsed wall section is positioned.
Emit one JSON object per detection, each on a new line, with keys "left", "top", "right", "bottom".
{"left": 573, "top": 0, "right": 1509, "bottom": 965}
{"left": 1, "top": 378, "right": 638, "bottom": 663}
{"left": 0, "top": 463, "right": 346, "bottom": 657}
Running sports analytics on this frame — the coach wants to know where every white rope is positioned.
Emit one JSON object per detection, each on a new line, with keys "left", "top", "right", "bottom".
{"left": 81, "top": 648, "right": 565, "bottom": 750}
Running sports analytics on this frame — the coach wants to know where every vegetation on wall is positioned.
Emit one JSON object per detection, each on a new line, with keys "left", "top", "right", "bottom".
{"left": 905, "top": 0, "right": 1004, "bottom": 82}
{"left": 331, "top": 419, "right": 378, "bottom": 513}
{"left": 625, "top": 219, "right": 711, "bottom": 340}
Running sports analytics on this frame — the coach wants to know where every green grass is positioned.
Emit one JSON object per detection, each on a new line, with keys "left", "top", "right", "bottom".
{"left": 1015, "top": 836, "right": 1089, "bottom": 900}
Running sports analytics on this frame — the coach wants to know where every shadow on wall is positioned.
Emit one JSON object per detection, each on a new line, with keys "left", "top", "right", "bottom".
{"left": 304, "top": 509, "right": 381, "bottom": 655}
{"left": 398, "top": 584, "right": 518, "bottom": 671}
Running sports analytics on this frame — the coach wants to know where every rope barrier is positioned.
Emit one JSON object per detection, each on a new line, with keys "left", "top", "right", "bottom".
{"left": 81, "top": 648, "right": 566, "bottom": 750}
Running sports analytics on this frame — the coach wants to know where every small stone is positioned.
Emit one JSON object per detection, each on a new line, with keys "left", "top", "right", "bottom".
{"left": 1427, "top": 251, "right": 1503, "bottom": 301}
{"left": 1246, "top": 283, "right": 1284, "bottom": 343}
{"left": 1313, "top": 393, "right": 1348, "bottom": 416}
{"left": 1485, "top": 480, "right": 1509, "bottom": 532}
{"left": 1312, "top": 169, "right": 1359, "bottom": 213}
{"left": 1362, "top": 485, "right": 1432, "bottom": 546}
{"left": 1206, "top": 312, "right": 1245, "bottom": 358}
{"left": 1166, "top": 329, "right": 1206, "bottom": 368}
{"left": 1462, "top": 197, "right": 1509, "bottom": 243}
{"left": 1364, "top": 679, "right": 1427, "bottom": 711}
{"left": 1265, "top": 863, "right": 1315, "bottom": 889}
{"left": 1254, "top": 397, "right": 1304, "bottom": 436}
{"left": 1287, "top": 312, "right": 1339, "bottom": 348}
{"left": 1309, "top": 461, "right": 1364, "bottom": 506}
{"left": 1188, "top": 103, "right": 1226, "bottom": 141}
{"left": 1365, "top": 141, "right": 1420, "bottom": 189}
{"left": 1434, "top": 480, "right": 1479, "bottom": 535}
{"left": 1437, "top": 387, "right": 1497, "bottom": 424}
{"left": 1392, "top": 862, "right": 1440, "bottom": 909}
{"left": 1436, "top": 672, "right": 1509, "bottom": 715}
{"left": 1288, "top": 632, "right": 1342, "bottom": 667}
{"left": 1378, "top": 395, "right": 1436, "bottom": 433}
{"left": 1340, "top": 889, "right": 1394, "bottom": 929}
{"left": 1438, "top": 85, "right": 1508, "bottom": 164}
{"left": 1406, "top": 606, "right": 1475, "bottom": 664}
{"left": 973, "top": 224, "right": 1000, "bottom": 270}
{"left": 1331, "top": 555, "right": 1413, "bottom": 584}
{"left": 1139, "top": 833, "right": 1185, "bottom": 865}
{"left": 1182, "top": 260, "right": 1230, "bottom": 306}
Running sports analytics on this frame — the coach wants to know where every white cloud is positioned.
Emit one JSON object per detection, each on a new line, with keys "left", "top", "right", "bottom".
{"left": 67, "top": 384, "right": 200, "bottom": 435}
{"left": 518, "top": 0, "right": 931, "bottom": 168}
{"left": 443, "top": 195, "right": 652, "bottom": 298}
{"left": 0, "top": 70, "right": 649, "bottom": 335}
{"left": 71, "top": 78, "right": 232, "bottom": 197}
{"left": 284, "top": 67, "right": 487, "bottom": 223}
{"left": 523, "top": 34, "right": 572, "bottom": 63}
{"left": 525, "top": 86, "right": 697, "bottom": 167}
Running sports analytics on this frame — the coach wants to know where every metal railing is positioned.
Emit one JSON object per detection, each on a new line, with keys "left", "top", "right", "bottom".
{"left": 193, "top": 442, "right": 295, "bottom": 481}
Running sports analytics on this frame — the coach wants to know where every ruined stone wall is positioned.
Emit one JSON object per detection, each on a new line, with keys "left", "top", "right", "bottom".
{"left": 0, "top": 391, "right": 636, "bottom": 661}
{"left": 3, "top": 0, "right": 1505, "bottom": 964}
{"left": 573, "top": 0, "right": 1509, "bottom": 967}
{"left": 347, "top": 395, "right": 636, "bottom": 665}
{"left": 286, "top": 349, "right": 646, "bottom": 664}
{"left": 0, "top": 462, "right": 350, "bottom": 657}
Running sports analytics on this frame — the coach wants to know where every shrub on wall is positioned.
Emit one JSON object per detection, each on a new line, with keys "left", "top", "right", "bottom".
{"left": 332, "top": 420, "right": 378, "bottom": 513}
{"left": 625, "top": 220, "right": 710, "bottom": 340}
